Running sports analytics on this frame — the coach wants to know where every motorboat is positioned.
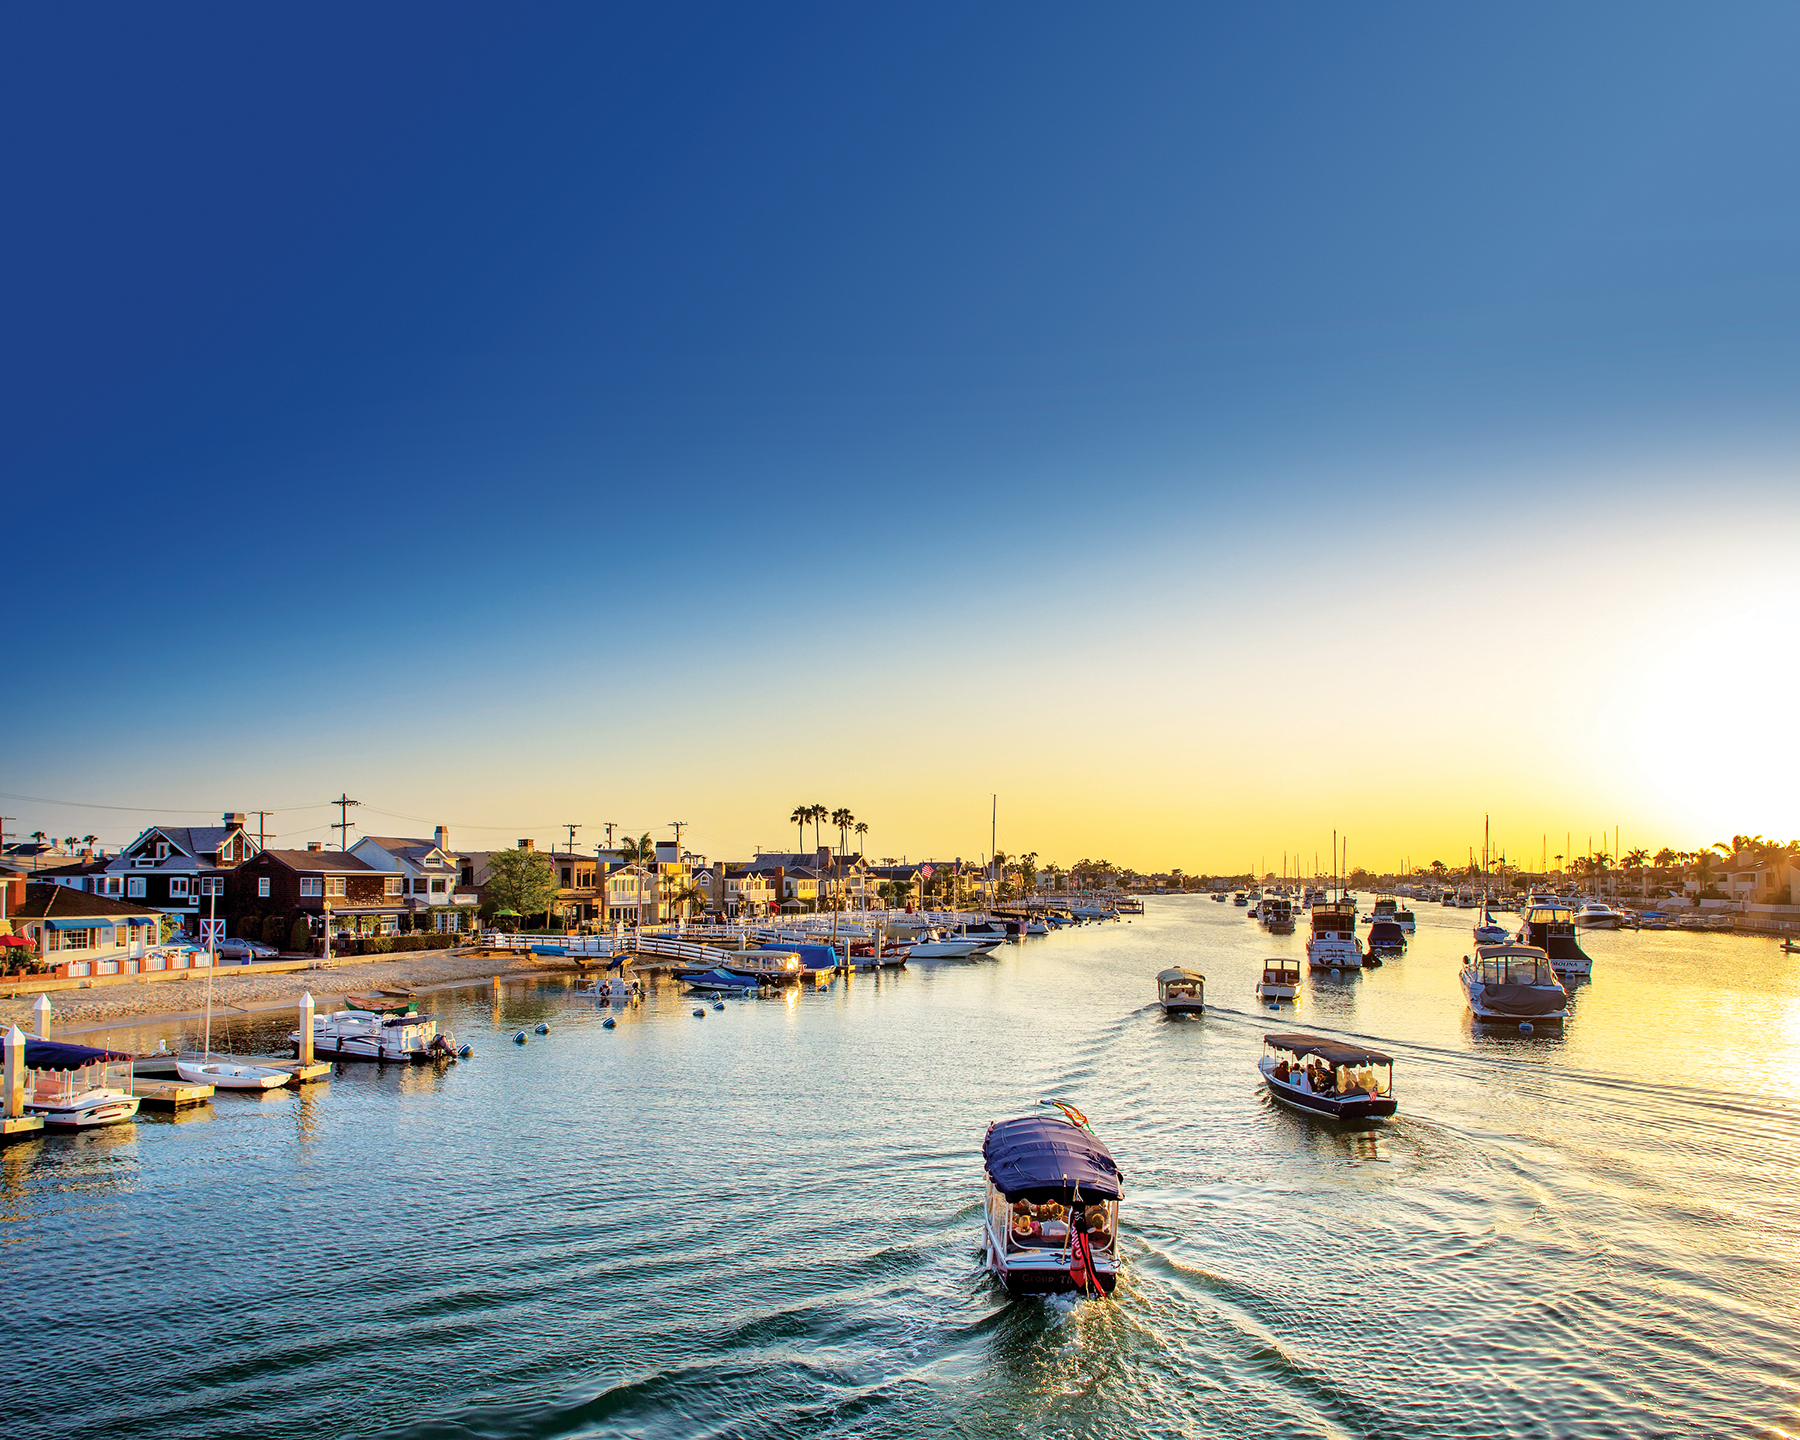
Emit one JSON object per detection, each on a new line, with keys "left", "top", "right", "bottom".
{"left": 906, "top": 929, "right": 998, "bottom": 959}
{"left": 1365, "top": 919, "right": 1406, "bottom": 959}
{"left": 1259, "top": 1033, "right": 1396, "bottom": 1120}
{"left": 1455, "top": 886, "right": 1479, "bottom": 908}
{"left": 1233, "top": 891, "right": 1248, "bottom": 907}
{"left": 1393, "top": 906, "right": 1416, "bottom": 933}
{"left": 1211, "top": 891, "right": 1228, "bottom": 902}
{"left": 1256, "top": 957, "right": 1300, "bottom": 1001}
{"left": 1460, "top": 944, "right": 1570, "bottom": 1029}
{"left": 175, "top": 1057, "right": 290, "bottom": 1091}
{"left": 1516, "top": 899, "right": 1593, "bottom": 981}
{"left": 1574, "top": 902, "right": 1627, "bottom": 930}
{"left": 1024, "top": 920, "right": 1051, "bottom": 937}
{"left": 1263, "top": 897, "right": 1296, "bottom": 934}
{"left": 683, "top": 968, "right": 768, "bottom": 994}
{"left": 1371, "top": 897, "right": 1398, "bottom": 923}
{"left": 1305, "top": 900, "right": 1363, "bottom": 972}
{"left": 982, "top": 1102, "right": 1122, "bottom": 1296}
{"left": 288, "top": 1009, "right": 460, "bottom": 1063}
{"left": 4, "top": 1037, "right": 141, "bottom": 1128}
{"left": 1156, "top": 967, "right": 1205, "bottom": 1016}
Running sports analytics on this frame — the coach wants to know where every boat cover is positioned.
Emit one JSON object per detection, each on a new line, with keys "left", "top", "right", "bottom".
{"left": 1477, "top": 985, "right": 1567, "bottom": 1016}
{"left": 1263, "top": 1032, "right": 1393, "bottom": 1067}
{"left": 0, "top": 1037, "right": 133, "bottom": 1070}
{"left": 757, "top": 942, "right": 838, "bottom": 966}
{"left": 1156, "top": 967, "right": 1204, "bottom": 984}
{"left": 982, "top": 1115, "right": 1122, "bottom": 1199}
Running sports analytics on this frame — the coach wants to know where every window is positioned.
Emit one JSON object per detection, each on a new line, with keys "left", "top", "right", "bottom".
{"left": 299, "top": 877, "right": 324, "bottom": 897}
{"left": 384, "top": 877, "right": 403, "bottom": 897}
{"left": 59, "top": 929, "right": 93, "bottom": 950}
{"left": 258, "top": 877, "right": 271, "bottom": 898}
{"left": 155, "top": 842, "right": 169, "bottom": 860}
{"left": 561, "top": 867, "right": 572, "bottom": 885}
{"left": 127, "top": 877, "right": 146, "bottom": 898}
{"left": 103, "top": 877, "right": 122, "bottom": 895}
{"left": 168, "top": 877, "right": 190, "bottom": 899}
{"left": 326, "top": 877, "right": 346, "bottom": 898}
{"left": 430, "top": 878, "right": 446, "bottom": 894}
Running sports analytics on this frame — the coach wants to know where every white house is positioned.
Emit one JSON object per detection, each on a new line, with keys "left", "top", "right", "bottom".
{"left": 350, "top": 827, "right": 480, "bottom": 932}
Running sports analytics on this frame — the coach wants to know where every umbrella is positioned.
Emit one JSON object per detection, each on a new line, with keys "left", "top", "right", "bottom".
{"left": 0, "top": 934, "right": 33, "bottom": 948}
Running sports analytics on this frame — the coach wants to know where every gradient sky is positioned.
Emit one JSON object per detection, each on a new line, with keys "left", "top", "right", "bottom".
{"left": 6, "top": 3, "right": 1798, "bottom": 874}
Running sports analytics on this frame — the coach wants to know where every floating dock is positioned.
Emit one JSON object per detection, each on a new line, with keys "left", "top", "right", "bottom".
{"left": 132, "top": 1079, "right": 214, "bottom": 1112}
{"left": 2, "top": 1115, "right": 46, "bottom": 1143}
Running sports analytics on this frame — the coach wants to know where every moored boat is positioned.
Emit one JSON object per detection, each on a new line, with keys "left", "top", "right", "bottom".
{"left": 1263, "top": 897, "right": 1295, "bottom": 934}
{"left": 1393, "top": 905, "right": 1416, "bottom": 932}
{"left": 3, "top": 1037, "right": 141, "bottom": 1128}
{"left": 175, "top": 1057, "right": 290, "bottom": 1091}
{"left": 1365, "top": 919, "right": 1406, "bottom": 960}
{"left": 1516, "top": 899, "right": 1593, "bottom": 981}
{"left": 288, "top": 1009, "right": 460, "bottom": 1063}
{"left": 1574, "top": 901, "right": 1627, "bottom": 930}
{"left": 1306, "top": 901, "right": 1363, "bottom": 972}
{"left": 982, "top": 1103, "right": 1122, "bottom": 1296}
{"left": 1156, "top": 967, "right": 1205, "bottom": 1016}
{"left": 1256, "top": 957, "right": 1300, "bottom": 1001}
{"left": 1259, "top": 1033, "right": 1396, "bottom": 1120}
{"left": 1460, "top": 943, "right": 1570, "bottom": 1029}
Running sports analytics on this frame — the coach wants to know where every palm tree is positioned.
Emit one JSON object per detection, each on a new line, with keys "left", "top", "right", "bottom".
{"left": 831, "top": 807, "right": 855, "bottom": 857}
{"left": 853, "top": 820, "right": 868, "bottom": 858}
{"left": 1624, "top": 848, "right": 1650, "bottom": 899}
{"left": 1430, "top": 860, "right": 1447, "bottom": 878}
{"left": 81, "top": 834, "right": 97, "bottom": 852}
{"left": 808, "top": 803, "right": 828, "bottom": 854}
{"left": 790, "top": 805, "right": 809, "bottom": 853}
{"left": 619, "top": 833, "right": 654, "bottom": 863}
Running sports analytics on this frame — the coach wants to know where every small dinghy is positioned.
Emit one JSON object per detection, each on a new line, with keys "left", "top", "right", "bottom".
{"left": 1260, "top": 1033, "right": 1396, "bottom": 1121}
{"left": 175, "top": 1058, "right": 289, "bottom": 1091}
{"left": 982, "top": 1101, "right": 1122, "bottom": 1297}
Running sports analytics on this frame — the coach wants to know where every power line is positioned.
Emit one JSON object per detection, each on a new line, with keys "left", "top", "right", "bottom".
{"left": 0, "top": 790, "right": 328, "bottom": 814}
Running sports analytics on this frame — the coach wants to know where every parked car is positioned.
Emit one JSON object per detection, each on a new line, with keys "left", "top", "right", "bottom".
{"left": 214, "top": 937, "right": 277, "bottom": 961}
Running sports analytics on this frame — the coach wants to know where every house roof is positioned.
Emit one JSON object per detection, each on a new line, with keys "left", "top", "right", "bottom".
{"left": 259, "top": 849, "right": 378, "bottom": 874}
{"left": 31, "top": 858, "right": 112, "bottom": 878}
{"left": 358, "top": 836, "right": 459, "bottom": 866}
{"left": 10, "top": 885, "right": 160, "bottom": 920}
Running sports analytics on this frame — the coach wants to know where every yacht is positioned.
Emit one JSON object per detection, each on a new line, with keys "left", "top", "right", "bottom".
{"left": 982, "top": 1103, "right": 1122, "bottom": 1296}
{"left": 1305, "top": 900, "right": 1363, "bottom": 972}
{"left": 1232, "top": 891, "right": 1249, "bottom": 907}
{"left": 1155, "top": 967, "right": 1205, "bottom": 1016}
{"left": 1371, "top": 897, "right": 1398, "bottom": 923}
{"left": 1263, "top": 897, "right": 1296, "bottom": 934}
{"left": 10, "top": 1038, "right": 140, "bottom": 1128}
{"left": 1455, "top": 886, "right": 1479, "bottom": 909}
{"left": 1574, "top": 902, "right": 1627, "bottom": 930}
{"left": 907, "top": 930, "right": 998, "bottom": 959}
{"left": 1459, "top": 944, "right": 1570, "bottom": 1029}
{"left": 1256, "top": 957, "right": 1301, "bottom": 1001}
{"left": 1393, "top": 905, "right": 1417, "bottom": 933}
{"left": 1365, "top": 919, "right": 1406, "bottom": 959}
{"left": 1259, "top": 1033, "right": 1396, "bottom": 1120}
{"left": 289, "top": 1008, "right": 459, "bottom": 1063}
{"left": 1516, "top": 899, "right": 1593, "bottom": 981}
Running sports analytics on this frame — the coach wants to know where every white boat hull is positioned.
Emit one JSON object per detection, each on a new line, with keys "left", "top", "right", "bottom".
{"left": 176, "top": 1060, "right": 289, "bottom": 1091}
{"left": 26, "top": 1088, "right": 141, "bottom": 1128}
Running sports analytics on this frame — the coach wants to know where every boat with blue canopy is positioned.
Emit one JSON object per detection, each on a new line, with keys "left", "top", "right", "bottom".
{"left": 982, "top": 1102, "right": 1122, "bottom": 1297}
{"left": 0, "top": 1036, "right": 140, "bottom": 1128}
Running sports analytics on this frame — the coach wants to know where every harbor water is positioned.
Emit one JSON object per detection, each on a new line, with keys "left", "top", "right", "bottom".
{"left": 4, "top": 900, "right": 1797, "bottom": 1438}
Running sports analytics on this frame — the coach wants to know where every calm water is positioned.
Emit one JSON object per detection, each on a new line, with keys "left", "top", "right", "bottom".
{"left": 5, "top": 900, "right": 1799, "bottom": 1439}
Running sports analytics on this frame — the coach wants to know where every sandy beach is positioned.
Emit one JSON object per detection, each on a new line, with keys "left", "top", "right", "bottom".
{"left": 0, "top": 948, "right": 590, "bottom": 1034}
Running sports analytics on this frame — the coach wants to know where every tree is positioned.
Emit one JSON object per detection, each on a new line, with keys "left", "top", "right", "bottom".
{"left": 288, "top": 916, "right": 313, "bottom": 953}
{"left": 809, "top": 803, "right": 828, "bottom": 853}
{"left": 1018, "top": 851, "right": 1039, "bottom": 894}
{"left": 82, "top": 834, "right": 97, "bottom": 850}
{"left": 619, "top": 833, "right": 653, "bottom": 862}
{"left": 853, "top": 820, "right": 868, "bottom": 857}
{"left": 484, "top": 847, "right": 560, "bottom": 921}
{"left": 831, "top": 807, "right": 855, "bottom": 856}
{"left": 1623, "top": 848, "right": 1650, "bottom": 898}
{"left": 790, "top": 805, "right": 809, "bottom": 852}
{"left": 1430, "top": 860, "right": 1447, "bottom": 878}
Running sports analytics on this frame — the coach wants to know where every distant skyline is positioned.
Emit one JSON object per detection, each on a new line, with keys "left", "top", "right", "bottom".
{"left": 6, "top": 4, "right": 1797, "bottom": 869}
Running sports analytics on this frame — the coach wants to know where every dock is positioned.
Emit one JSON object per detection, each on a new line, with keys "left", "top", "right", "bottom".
{"left": 2, "top": 1114, "right": 46, "bottom": 1143}
{"left": 132, "top": 1079, "right": 214, "bottom": 1112}
{"left": 133, "top": 1054, "right": 331, "bottom": 1089}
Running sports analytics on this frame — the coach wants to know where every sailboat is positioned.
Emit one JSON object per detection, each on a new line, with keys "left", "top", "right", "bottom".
{"left": 1472, "top": 817, "right": 1509, "bottom": 945}
{"left": 174, "top": 884, "right": 290, "bottom": 1092}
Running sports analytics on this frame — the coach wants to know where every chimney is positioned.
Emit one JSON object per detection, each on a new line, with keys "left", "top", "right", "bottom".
{"left": 434, "top": 825, "right": 449, "bottom": 852}
{"left": 518, "top": 839, "right": 535, "bottom": 851}
{"left": 223, "top": 812, "right": 246, "bottom": 828}
{"left": 307, "top": 841, "right": 324, "bottom": 852}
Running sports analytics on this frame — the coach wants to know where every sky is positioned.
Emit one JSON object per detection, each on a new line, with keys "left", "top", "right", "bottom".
{"left": 5, "top": 3, "right": 1798, "bottom": 875}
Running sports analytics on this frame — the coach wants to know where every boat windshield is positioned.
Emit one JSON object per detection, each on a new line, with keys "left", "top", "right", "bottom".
{"left": 1477, "top": 955, "right": 1558, "bottom": 987}
{"left": 1527, "top": 906, "right": 1575, "bottom": 925}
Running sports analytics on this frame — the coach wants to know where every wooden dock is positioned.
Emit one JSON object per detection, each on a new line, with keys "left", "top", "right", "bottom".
{"left": 132, "top": 1079, "right": 214, "bottom": 1111}
{"left": 2, "top": 1114, "right": 46, "bottom": 1143}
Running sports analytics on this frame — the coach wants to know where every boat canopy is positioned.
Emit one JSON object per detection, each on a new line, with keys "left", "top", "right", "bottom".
{"left": 0, "top": 1037, "right": 133, "bottom": 1070}
{"left": 1156, "top": 967, "right": 1204, "bottom": 985}
{"left": 982, "top": 1114, "right": 1122, "bottom": 1200}
{"left": 1262, "top": 957, "right": 1301, "bottom": 975}
{"left": 1262, "top": 1032, "right": 1393, "bottom": 1067}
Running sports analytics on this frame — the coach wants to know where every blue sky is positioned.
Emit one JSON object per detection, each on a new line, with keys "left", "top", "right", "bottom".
{"left": 6, "top": 4, "right": 1798, "bottom": 868}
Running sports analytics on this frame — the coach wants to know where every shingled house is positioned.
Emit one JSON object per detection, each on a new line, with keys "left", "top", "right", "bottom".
{"left": 227, "top": 844, "right": 404, "bottom": 940}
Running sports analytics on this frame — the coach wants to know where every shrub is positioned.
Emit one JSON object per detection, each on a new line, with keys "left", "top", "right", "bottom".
{"left": 262, "top": 914, "right": 286, "bottom": 946}
{"left": 289, "top": 917, "right": 313, "bottom": 953}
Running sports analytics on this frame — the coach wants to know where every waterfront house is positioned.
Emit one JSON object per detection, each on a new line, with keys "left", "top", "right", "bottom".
{"left": 31, "top": 855, "right": 116, "bottom": 894}
{"left": 228, "top": 844, "right": 402, "bottom": 939}
{"left": 102, "top": 813, "right": 260, "bottom": 934}
{"left": 351, "top": 828, "right": 481, "bottom": 932}
{"left": 603, "top": 862, "right": 658, "bottom": 925}
{"left": 7, "top": 884, "right": 162, "bottom": 977}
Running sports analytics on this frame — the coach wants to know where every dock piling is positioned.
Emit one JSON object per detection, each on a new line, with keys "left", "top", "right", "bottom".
{"left": 298, "top": 991, "right": 315, "bottom": 1066}
{"left": 5, "top": 1024, "right": 24, "bottom": 1117}
{"left": 31, "top": 994, "right": 50, "bottom": 1038}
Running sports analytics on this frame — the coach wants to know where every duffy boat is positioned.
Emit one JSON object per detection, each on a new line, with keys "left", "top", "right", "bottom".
{"left": 3, "top": 1037, "right": 140, "bottom": 1128}
{"left": 1260, "top": 1033, "right": 1396, "bottom": 1120}
{"left": 982, "top": 1103, "right": 1122, "bottom": 1297}
{"left": 1155, "top": 967, "right": 1205, "bottom": 1016}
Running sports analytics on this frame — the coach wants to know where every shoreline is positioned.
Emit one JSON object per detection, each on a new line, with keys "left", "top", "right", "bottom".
{"left": 0, "top": 949, "right": 594, "bottom": 1036}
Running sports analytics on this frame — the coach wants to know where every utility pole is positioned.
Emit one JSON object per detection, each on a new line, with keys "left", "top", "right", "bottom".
{"left": 669, "top": 820, "right": 688, "bottom": 856}
{"left": 603, "top": 822, "right": 618, "bottom": 850}
{"left": 330, "top": 794, "right": 361, "bottom": 851}
{"left": 564, "top": 822, "right": 582, "bottom": 858}
{"left": 251, "top": 811, "right": 274, "bottom": 853}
